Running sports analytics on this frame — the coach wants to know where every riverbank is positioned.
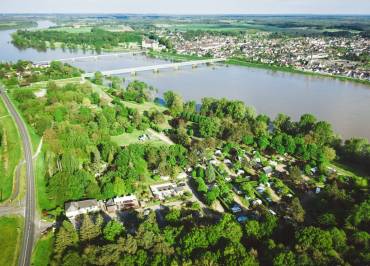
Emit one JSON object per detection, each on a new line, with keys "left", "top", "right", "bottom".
{"left": 146, "top": 50, "right": 210, "bottom": 62}
{"left": 226, "top": 58, "right": 370, "bottom": 86}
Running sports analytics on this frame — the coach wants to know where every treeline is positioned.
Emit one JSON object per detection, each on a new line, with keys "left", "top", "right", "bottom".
{"left": 12, "top": 28, "right": 143, "bottom": 52}
{"left": 48, "top": 191, "right": 369, "bottom": 266}
{"left": 173, "top": 96, "right": 369, "bottom": 173}
{"left": 49, "top": 210, "right": 259, "bottom": 265}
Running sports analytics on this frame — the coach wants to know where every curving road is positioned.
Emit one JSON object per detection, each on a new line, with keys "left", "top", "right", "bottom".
{"left": 0, "top": 86, "right": 35, "bottom": 266}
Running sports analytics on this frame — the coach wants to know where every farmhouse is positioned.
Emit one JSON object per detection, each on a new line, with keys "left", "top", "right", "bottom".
{"left": 65, "top": 199, "right": 100, "bottom": 218}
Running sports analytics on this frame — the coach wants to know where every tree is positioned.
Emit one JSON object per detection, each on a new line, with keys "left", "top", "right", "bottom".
{"left": 62, "top": 250, "right": 83, "bottom": 266}
{"left": 245, "top": 220, "right": 263, "bottom": 240}
{"left": 164, "top": 91, "right": 183, "bottom": 115}
{"left": 289, "top": 166, "right": 302, "bottom": 182}
{"left": 103, "top": 220, "right": 124, "bottom": 241}
{"left": 111, "top": 76, "right": 123, "bottom": 90}
{"left": 298, "top": 113, "right": 317, "bottom": 135}
{"left": 274, "top": 113, "right": 293, "bottom": 133}
{"left": 242, "top": 135, "right": 254, "bottom": 146}
{"left": 194, "top": 175, "right": 208, "bottom": 194}
{"left": 199, "top": 117, "right": 220, "bottom": 138}
{"left": 330, "top": 227, "right": 347, "bottom": 252}
{"left": 118, "top": 235, "right": 138, "bottom": 254}
{"left": 205, "top": 163, "right": 216, "bottom": 183}
{"left": 258, "top": 135, "right": 270, "bottom": 150}
{"left": 93, "top": 71, "right": 103, "bottom": 85}
{"left": 79, "top": 215, "right": 101, "bottom": 242}
{"left": 318, "top": 213, "right": 337, "bottom": 227}
{"left": 259, "top": 173, "right": 269, "bottom": 184}
{"left": 54, "top": 221, "right": 79, "bottom": 259}
{"left": 288, "top": 197, "right": 305, "bottom": 223}
{"left": 348, "top": 199, "right": 370, "bottom": 227}
{"left": 165, "top": 209, "right": 181, "bottom": 222}
{"left": 295, "top": 226, "right": 333, "bottom": 252}
{"left": 206, "top": 187, "right": 220, "bottom": 205}
{"left": 273, "top": 251, "right": 296, "bottom": 266}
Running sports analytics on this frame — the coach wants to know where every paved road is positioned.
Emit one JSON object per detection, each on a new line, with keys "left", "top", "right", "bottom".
{"left": 0, "top": 87, "right": 35, "bottom": 266}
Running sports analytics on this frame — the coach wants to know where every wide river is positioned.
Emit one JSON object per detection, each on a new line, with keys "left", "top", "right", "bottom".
{"left": 1, "top": 21, "right": 370, "bottom": 140}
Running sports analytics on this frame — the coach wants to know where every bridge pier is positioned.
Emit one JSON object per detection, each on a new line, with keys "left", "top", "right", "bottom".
{"left": 153, "top": 69, "right": 159, "bottom": 74}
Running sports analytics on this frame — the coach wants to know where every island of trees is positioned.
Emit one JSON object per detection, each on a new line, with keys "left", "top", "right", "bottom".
{"left": 12, "top": 28, "right": 143, "bottom": 52}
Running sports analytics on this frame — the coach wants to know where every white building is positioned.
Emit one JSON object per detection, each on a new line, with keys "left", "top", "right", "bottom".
{"left": 142, "top": 39, "right": 160, "bottom": 50}
{"left": 150, "top": 182, "right": 186, "bottom": 200}
{"left": 65, "top": 199, "right": 100, "bottom": 218}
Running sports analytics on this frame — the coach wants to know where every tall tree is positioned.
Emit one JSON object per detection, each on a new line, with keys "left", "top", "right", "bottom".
{"left": 79, "top": 214, "right": 101, "bottom": 242}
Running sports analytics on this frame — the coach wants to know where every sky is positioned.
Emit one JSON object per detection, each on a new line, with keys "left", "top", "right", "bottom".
{"left": 0, "top": 0, "right": 370, "bottom": 15}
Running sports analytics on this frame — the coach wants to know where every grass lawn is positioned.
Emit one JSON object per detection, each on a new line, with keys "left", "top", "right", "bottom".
{"left": 111, "top": 129, "right": 145, "bottom": 146}
{"left": 111, "top": 129, "right": 166, "bottom": 147}
{"left": 32, "top": 232, "right": 54, "bottom": 266}
{"left": 121, "top": 100, "right": 167, "bottom": 114}
{"left": 35, "top": 150, "right": 56, "bottom": 211}
{"left": 0, "top": 98, "right": 23, "bottom": 202}
{"left": 0, "top": 216, "right": 24, "bottom": 266}
{"left": 20, "top": 77, "right": 82, "bottom": 91}
{"left": 330, "top": 161, "right": 369, "bottom": 179}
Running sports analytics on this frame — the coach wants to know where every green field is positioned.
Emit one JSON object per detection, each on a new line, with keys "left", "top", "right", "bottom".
{"left": 0, "top": 216, "right": 24, "bottom": 266}
{"left": 164, "top": 23, "right": 262, "bottom": 32}
{"left": 32, "top": 232, "right": 54, "bottom": 266}
{"left": 0, "top": 98, "right": 23, "bottom": 202}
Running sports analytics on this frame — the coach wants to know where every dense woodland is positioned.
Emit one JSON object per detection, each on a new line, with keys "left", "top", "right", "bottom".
{"left": 12, "top": 28, "right": 143, "bottom": 52}
{"left": 0, "top": 62, "right": 369, "bottom": 265}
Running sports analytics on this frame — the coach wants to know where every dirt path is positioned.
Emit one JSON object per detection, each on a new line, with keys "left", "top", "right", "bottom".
{"left": 147, "top": 128, "right": 174, "bottom": 145}
{"left": 32, "top": 137, "right": 43, "bottom": 159}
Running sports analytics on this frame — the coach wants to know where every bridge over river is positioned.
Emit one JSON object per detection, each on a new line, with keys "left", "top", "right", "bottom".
{"left": 82, "top": 58, "right": 226, "bottom": 77}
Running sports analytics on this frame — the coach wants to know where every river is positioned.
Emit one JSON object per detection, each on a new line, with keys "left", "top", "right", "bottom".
{"left": 1, "top": 20, "right": 370, "bottom": 140}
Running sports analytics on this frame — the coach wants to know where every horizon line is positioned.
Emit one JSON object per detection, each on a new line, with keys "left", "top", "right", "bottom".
{"left": 1, "top": 12, "right": 370, "bottom": 16}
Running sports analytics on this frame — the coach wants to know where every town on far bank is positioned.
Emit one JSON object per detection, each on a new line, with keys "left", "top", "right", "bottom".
{"left": 10, "top": 15, "right": 370, "bottom": 83}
